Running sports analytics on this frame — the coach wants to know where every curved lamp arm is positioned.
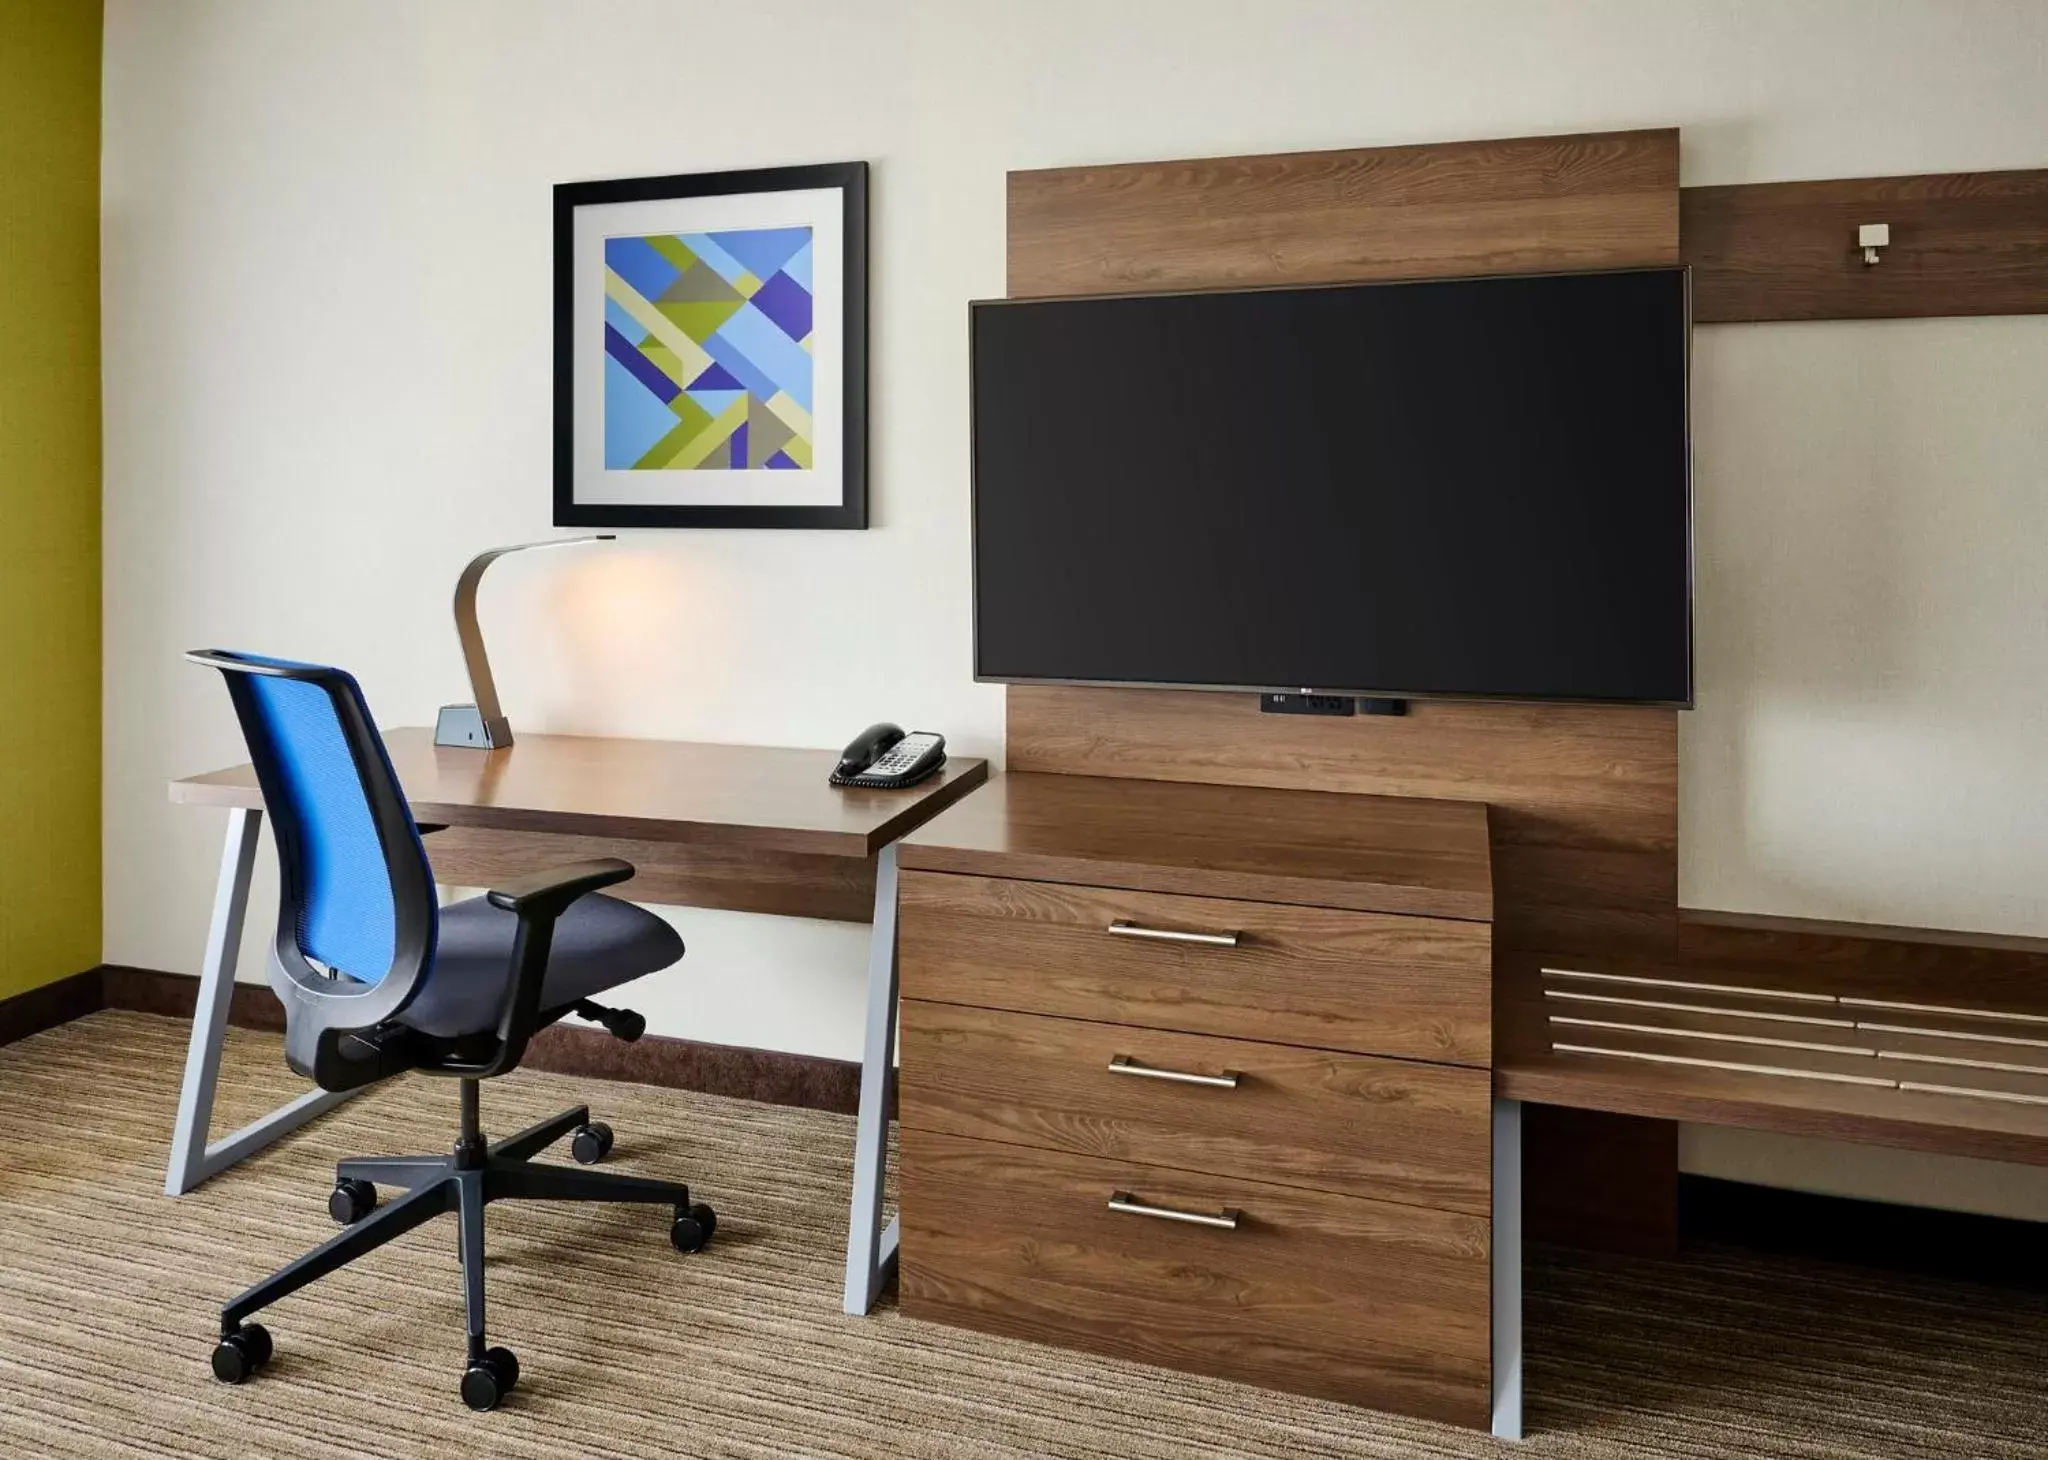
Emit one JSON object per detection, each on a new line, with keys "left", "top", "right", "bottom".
{"left": 434, "top": 535, "right": 613, "bottom": 749}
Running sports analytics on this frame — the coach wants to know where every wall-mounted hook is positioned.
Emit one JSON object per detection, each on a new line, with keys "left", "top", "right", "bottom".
{"left": 1858, "top": 222, "right": 1890, "bottom": 266}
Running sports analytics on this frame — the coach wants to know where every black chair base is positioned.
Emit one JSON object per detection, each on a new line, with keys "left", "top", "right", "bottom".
{"left": 212, "top": 1085, "right": 716, "bottom": 1410}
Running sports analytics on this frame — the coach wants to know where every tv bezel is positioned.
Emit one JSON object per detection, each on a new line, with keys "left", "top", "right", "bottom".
{"left": 967, "top": 263, "right": 1696, "bottom": 711}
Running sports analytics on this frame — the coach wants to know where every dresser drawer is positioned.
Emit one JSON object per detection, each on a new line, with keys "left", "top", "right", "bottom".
{"left": 899, "top": 1000, "right": 1491, "bottom": 1213}
{"left": 897, "top": 871, "right": 1491, "bottom": 1065}
{"left": 901, "top": 1129, "right": 1492, "bottom": 1429}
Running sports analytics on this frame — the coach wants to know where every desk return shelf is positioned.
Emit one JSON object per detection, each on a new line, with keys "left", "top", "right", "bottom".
{"left": 1541, "top": 968, "right": 2048, "bottom": 1108}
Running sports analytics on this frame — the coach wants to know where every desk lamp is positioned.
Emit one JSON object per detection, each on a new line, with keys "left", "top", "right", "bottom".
{"left": 433, "top": 534, "right": 614, "bottom": 749}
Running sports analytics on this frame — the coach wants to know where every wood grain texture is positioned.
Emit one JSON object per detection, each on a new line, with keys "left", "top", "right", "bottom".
{"left": 1007, "top": 689, "right": 1675, "bottom": 954}
{"left": 1495, "top": 951, "right": 2048, "bottom": 1166}
{"left": 172, "top": 727, "right": 988, "bottom": 859}
{"left": 1535, "top": 964, "right": 2048, "bottom": 1097}
{"left": 1506, "top": 910, "right": 2048, "bottom": 1202}
{"left": 899, "top": 870, "right": 1492, "bottom": 1066}
{"left": 1677, "top": 907, "right": 2048, "bottom": 1012}
{"left": 1008, "top": 128, "right": 1679, "bottom": 299}
{"left": 898, "top": 1000, "right": 1491, "bottom": 1214}
{"left": 898, "top": 770, "right": 1492, "bottom": 921}
{"left": 1683, "top": 169, "right": 2048, "bottom": 323}
{"left": 899, "top": 1128, "right": 1491, "bottom": 1429}
{"left": 423, "top": 825, "right": 876, "bottom": 923}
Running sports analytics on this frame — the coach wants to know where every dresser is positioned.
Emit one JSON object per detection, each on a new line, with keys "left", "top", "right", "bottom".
{"left": 894, "top": 771, "right": 1497, "bottom": 1429}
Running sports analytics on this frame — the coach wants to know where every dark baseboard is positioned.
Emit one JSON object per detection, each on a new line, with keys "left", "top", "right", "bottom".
{"left": 91, "top": 964, "right": 874, "bottom": 1117}
{"left": 100, "top": 962, "right": 286, "bottom": 1032}
{"left": 0, "top": 968, "right": 106, "bottom": 1049}
{"left": 1679, "top": 1174, "right": 2047, "bottom": 1287}
{"left": 519, "top": 1020, "right": 870, "bottom": 1115}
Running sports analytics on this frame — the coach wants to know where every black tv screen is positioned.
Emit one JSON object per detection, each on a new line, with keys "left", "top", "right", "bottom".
{"left": 971, "top": 266, "right": 1692, "bottom": 706}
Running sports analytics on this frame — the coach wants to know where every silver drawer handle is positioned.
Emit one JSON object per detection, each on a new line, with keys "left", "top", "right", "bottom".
{"left": 1107, "top": 1191, "right": 1242, "bottom": 1230}
{"left": 1108, "top": 1055, "right": 1241, "bottom": 1089}
{"left": 1107, "top": 919, "right": 1241, "bottom": 948}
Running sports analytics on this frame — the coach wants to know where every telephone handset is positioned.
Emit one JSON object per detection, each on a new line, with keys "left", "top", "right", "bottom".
{"left": 831, "top": 722, "right": 947, "bottom": 789}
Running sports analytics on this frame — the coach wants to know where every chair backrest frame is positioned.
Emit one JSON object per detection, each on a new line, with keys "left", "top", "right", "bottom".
{"left": 188, "top": 649, "right": 439, "bottom": 1083}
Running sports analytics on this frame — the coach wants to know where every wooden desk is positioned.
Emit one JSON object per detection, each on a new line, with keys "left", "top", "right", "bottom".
{"left": 166, "top": 727, "right": 988, "bottom": 1316}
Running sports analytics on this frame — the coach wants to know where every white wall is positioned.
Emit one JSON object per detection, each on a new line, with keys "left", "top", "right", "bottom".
{"left": 103, "top": 2, "right": 2048, "bottom": 1201}
{"left": 1688, "top": 317, "right": 2048, "bottom": 933}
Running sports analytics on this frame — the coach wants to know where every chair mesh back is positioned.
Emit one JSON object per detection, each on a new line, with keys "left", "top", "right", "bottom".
{"left": 229, "top": 664, "right": 426, "bottom": 984}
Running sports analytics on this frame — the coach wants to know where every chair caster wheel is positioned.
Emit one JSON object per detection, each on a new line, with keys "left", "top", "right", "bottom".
{"left": 670, "top": 1201, "right": 717, "bottom": 1253}
{"left": 570, "top": 1122, "right": 614, "bottom": 1165}
{"left": 329, "top": 1177, "right": 377, "bottom": 1225}
{"left": 212, "top": 1323, "right": 273, "bottom": 1384}
{"left": 460, "top": 1346, "right": 519, "bottom": 1411}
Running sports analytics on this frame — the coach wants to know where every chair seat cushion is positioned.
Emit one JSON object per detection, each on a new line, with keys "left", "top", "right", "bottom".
{"left": 397, "top": 892, "right": 683, "bottom": 1039}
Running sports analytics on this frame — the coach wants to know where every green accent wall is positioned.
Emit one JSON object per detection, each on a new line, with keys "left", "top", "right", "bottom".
{"left": 0, "top": 0, "right": 101, "bottom": 999}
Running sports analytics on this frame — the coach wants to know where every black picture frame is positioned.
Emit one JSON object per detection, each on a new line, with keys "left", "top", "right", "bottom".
{"left": 553, "top": 161, "right": 868, "bottom": 529}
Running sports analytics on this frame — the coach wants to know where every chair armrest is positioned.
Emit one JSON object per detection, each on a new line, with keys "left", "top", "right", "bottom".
{"left": 486, "top": 858, "right": 634, "bottom": 916}
{"left": 467, "top": 858, "right": 637, "bottom": 1078}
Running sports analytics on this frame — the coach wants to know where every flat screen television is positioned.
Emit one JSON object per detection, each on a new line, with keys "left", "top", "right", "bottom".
{"left": 970, "top": 265, "right": 1693, "bottom": 707}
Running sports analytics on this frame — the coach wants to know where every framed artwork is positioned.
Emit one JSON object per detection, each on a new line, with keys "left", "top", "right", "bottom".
{"left": 554, "top": 162, "right": 868, "bottom": 529}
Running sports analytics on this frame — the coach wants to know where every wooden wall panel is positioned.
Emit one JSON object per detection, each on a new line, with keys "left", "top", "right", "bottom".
{"left": 1683, "top": 169, "right": 2048, "bottom": 323}
{"left": 1007, "top": 687, "right": 1676, "bottom": 957}
{"left": 1003, "top": 129, "right": 1683, "bottom": 960}
{"left": 1676, "top": 907, "right": 2048, "bottom": 1013}
{"left": 1008, "top": 128, "right": 1679, "bottom": 299}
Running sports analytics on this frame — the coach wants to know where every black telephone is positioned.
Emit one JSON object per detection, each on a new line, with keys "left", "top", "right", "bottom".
{"left": 831, "top": 723, "right": 947, "bottom": 788}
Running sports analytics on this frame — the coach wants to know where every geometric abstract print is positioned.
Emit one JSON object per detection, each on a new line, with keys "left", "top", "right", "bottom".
{"left": 603, "top": 227, "right": 814, "bottom": 470}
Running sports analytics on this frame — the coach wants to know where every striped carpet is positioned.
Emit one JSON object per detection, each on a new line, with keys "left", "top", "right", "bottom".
{"left": 2, "top": 1012, "right": 2045, "bottom": 1458}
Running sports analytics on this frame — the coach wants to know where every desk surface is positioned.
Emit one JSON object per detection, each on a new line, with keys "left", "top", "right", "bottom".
{"left": 172, "top": 727, "right": 990, "bottom": 859}
{"left": 899, "top": 770, "right": 1494, "bottom": 922}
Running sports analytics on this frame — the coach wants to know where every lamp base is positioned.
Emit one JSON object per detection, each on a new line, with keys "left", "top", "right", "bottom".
{"left": 434, "top": 704, "right": 513, "bottom": 749}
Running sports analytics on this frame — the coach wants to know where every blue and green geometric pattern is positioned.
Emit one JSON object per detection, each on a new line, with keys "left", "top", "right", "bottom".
{"left": 603, "top": 226, "right": 814, "bottom": 470}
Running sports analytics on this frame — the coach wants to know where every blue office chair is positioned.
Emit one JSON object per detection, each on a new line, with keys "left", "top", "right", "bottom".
{"left": 188, "top": 650, "right": 717, "bottom": 1411}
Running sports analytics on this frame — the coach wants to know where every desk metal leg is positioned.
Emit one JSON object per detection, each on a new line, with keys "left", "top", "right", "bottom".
{"left": 164, "top": 808, "right": 359, "bottom": 1197}
{"left": 1492, "top": 1095, "right": 1524, "bottom": 1441}
{"left": 843, "top": 842, "right": 902, "bottom": 1314}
